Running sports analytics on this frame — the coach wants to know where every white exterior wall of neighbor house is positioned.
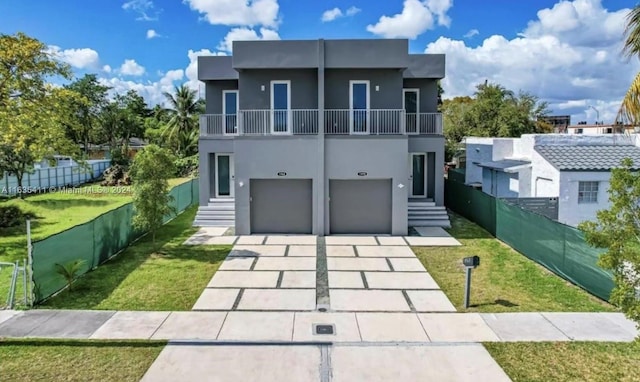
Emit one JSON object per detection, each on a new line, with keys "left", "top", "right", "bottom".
{"left": 558, "top": 171, "right": 612, "bottom": 227}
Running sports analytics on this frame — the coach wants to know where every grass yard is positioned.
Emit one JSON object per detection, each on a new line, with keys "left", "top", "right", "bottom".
{"left": 0, "top": 339, "right": 165, "bottom": 382}
{"left": 413, "top": 212, "right": 614, "bottom": 312}
{"left": 41, "top": 206, "right": 230, "bottom": 310}
{"left": 0, "top": 177, "right": 190, "bottom": 264}
{"left": 485, "top": 341, "right": 640, "bottom": 382}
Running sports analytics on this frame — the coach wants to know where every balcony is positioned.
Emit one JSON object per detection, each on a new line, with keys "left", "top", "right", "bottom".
{"left": 200, "top": 110, "right": 442, "bottom": 136}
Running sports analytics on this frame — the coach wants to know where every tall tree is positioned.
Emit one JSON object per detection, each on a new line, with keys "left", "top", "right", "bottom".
{"left": 619, "top": 5, "right": 640, "bottom": 125}
{"left": 130, "top": 144, "right": 176, "bottom": 243}
{"left": 116, "top": 90, "right": 147, "bottom": 156}
{"left": 0, "top": 33, "right": 79, "bottom": 196}
{"left": 162, "top": 84, "right": 201, "bottom": 156}
{"left": 64, "top": 74, "right": 110, "bottom": 154}
{"left": 440, "top": 82, "right": 549, "bottom": 161}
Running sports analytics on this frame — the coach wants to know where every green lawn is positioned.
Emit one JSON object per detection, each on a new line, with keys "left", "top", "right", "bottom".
{"left": 41, "top": 206, "right": 230, "bottom": 310}
{"left": 413, "top": 212, "right": 615, "bottom": 312}
{"left": 0, "top": 339, "right": 165, "bottom": 382}
{"left": 0, "top": 178, "right": 190, "bottom": 264}
{"left": 485, "top": 341, "right": 640, "bottom": 382}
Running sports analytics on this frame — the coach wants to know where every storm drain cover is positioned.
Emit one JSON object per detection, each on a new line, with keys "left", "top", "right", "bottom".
{"left": 313, "top": 324, "right": 335, "bottom": 335}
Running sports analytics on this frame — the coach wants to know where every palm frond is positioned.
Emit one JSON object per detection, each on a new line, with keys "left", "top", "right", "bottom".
{"left": 623, "top": 6, "right": 640, "bottom": 60}
{"left": 618, "top": 72, "right": 640, "bottom": 126}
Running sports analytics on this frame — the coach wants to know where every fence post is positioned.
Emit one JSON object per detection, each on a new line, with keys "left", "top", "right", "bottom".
{"left": 26, "top": 219, "right": 34, "bottom": 307}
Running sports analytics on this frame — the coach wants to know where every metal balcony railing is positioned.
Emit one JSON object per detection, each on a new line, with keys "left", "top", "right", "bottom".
{"left": 200, "top": 110, "right": 443, "bottom": 136}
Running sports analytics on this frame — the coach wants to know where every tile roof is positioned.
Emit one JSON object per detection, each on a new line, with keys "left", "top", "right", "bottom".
{"left": 534, "top": 145, "right": 640, "bottom": 171}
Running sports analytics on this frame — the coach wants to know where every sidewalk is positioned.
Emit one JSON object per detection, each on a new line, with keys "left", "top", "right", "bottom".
{"left": 0, "top": 309, "right": 637, "bottom": 343}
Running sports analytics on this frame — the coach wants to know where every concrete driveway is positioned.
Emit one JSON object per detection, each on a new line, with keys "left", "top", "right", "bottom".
{"left": 141, "top": 232, "right": 511, "bottom": 382}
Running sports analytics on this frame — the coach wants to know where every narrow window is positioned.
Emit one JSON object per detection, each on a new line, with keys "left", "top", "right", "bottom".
{"left": 578, "top": 181, "right": 598, "bottom": 204}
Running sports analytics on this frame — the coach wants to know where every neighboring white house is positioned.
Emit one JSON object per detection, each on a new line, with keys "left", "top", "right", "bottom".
{"left": 465, "top": 134, "right": 640, "bottom": 227}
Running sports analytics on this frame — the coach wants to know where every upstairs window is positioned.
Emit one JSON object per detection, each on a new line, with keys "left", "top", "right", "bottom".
{"left": 578, "top": 181, "right": 598, "bottom": 204}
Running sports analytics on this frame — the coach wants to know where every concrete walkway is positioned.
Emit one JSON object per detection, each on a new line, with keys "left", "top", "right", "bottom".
{"left": 0, "top": 310, "right": 637, "bottom": 343}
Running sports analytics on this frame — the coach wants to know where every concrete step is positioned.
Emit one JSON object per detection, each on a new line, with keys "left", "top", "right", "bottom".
{"left": 195, "top": 213, "right": 234, "bottom": 219}
{"left": 209, "top": 198, "right": 235, "bottom": 203}
{"left": 408, "top": 210, "right": 449, "bottom": 216}
{"left": 200, "top": 205, "right": 235, "bottom": 211}
{"left": 193, "top": 219, "right": 235, "bottom": 227}
{"left": 407, "top": 206, "right": 447, "bottom": 211}
{"left": 408, "top": 219, "right": 451, "bottom": 228}
{"left": 408, "top": 202, "right": 436, "bottom": 208}
{"left": 197, "top": 209, "right": 235, "bottom": 216}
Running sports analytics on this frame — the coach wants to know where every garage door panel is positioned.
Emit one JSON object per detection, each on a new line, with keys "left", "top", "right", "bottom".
{"left": 330, "top": 179, "right": 392, "bottom": 234}
{"left": 250, "top": 179, "right": 312, "bottom": 234}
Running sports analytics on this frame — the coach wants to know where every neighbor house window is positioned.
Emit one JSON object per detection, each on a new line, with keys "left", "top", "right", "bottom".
{"left": 578, "top": 181, "right": 598, "bottom": 204}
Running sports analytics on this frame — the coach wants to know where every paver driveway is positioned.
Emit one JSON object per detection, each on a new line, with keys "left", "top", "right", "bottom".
{"left": 141, "top": 231, "right": 512, "bottom": 382}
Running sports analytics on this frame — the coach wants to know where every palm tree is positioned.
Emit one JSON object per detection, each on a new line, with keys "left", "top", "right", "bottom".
{"left": 162, "top": 85, "right": 200, "bottom": 156}
{"left": 619, "top": 6, "right": 640, "bottom": 125}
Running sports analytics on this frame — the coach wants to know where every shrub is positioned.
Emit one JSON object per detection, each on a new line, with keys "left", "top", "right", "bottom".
{"left": 0, "top": 205, "right": 35, "bottom": 228}
{"left": 109, "top": 149, "right": 130, "bottom": 166}
{"left": 174, "top": 154, "right": 199, "bottom": 178}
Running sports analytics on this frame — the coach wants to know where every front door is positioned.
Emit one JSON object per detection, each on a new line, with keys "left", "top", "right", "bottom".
{"left": 271, "top": 80, "right": 291, "bottom": 134}
{"left": 350, "top": 80, "right": 370, "bottom": 134}
{"left": 410, "top": 153, "right": 427, "bottom": 198}
{"left": 215, "top": 154, "right": 234, "bottom": 198}
{"left": 403, "top": 89, "right": 419, "bottom": 134}
{"left": 222, "top": 90, "right": 238, "bottom": 135}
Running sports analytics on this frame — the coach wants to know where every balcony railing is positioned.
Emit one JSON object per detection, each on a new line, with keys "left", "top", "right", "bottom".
{"left": 200, "top": 110, "right": 442, "bottom": 136}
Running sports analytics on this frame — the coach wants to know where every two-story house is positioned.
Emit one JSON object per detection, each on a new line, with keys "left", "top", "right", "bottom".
{"left": 194, "top": 39, "right": 449, "bottom": 235}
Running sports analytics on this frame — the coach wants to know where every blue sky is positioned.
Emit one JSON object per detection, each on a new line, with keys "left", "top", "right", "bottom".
{"left": 0, "top": 0, "right": 637, "bottom": 123}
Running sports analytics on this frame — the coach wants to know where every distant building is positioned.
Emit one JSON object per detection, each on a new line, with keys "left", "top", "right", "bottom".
{"left": 465, "top": 134, "right": 640, "bottom": 227}
{"left": 566, "top": 122, "right": 637, "bottom": 135}
{"left": 539, "top": 115, "right": 571, "bottom": 133}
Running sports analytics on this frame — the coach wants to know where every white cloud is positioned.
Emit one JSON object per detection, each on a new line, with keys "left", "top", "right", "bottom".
{"left": 186, "top": 49, "right": 227, "bottom": 90}
{"left": 184, "top": 0, "right": 280, "bottom": 28}
{"left": 322, "top": 6, "right": 361, "bottom": 22}
{"left": 463, "top": 29, "right": 479, "bottom": 38}
{"left": 426, "top": 0, "right": 639, "bottom": 124}
{"left": 119, "top": 59, "right": 146, "bottom": 76}
{"left": 122, "top": 0, "right": 159, "bottom": 21}
{"left": 346, "top": 6, "right": 361, "bottom": 16}
{"left": 102, "top": 65, "right": 112, "bottom": 73}
{"left": 217, "top": 27, "right": 280, "bottom": 53}
{"left": 322, "top": 8, "right": 342, "bottom": 22}
{"left": 366, "top": 0, "right": 452, "bottom": 39}
{"left": 47, "top": 45, "right": 100, "bottom": 69}
{"left": 146, "top": 29, "right": 160, "bottom": 39}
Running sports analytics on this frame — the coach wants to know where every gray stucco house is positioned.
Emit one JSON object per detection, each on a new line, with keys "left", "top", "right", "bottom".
{"left": 195, "top": 38, "right": 450, "bottom": 235}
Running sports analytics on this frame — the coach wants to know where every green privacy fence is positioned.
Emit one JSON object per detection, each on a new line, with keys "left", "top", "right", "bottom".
{"left": 30, "top": 178, "right": 200, "bottom": 303}
{"left": 445, "top": 179, "right": 614, "bottom": 301}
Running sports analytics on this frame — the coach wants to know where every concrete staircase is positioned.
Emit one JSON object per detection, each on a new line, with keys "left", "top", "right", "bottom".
{"left": 408, "top": 201, "right": 451, "bottom": 228}
{"left": 193, "top": 198, "right": 235, "bottom": 227}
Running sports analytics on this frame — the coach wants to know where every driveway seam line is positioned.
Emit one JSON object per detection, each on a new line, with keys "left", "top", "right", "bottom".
{"left": 284, "top": 245, "right": 290, "bottom": 257}
{"left": 148, "top": 312, "right": 173, "bottom": 340}
{"left": 360, "top": 272, "right": 369, "bottom": 289}
{"left": 231, "top": 289, "right": 245, "bottom": 310}
{"left": 385, "top": 258, "right": 395, "bottom": 271}
{"left": 402, "top": 290, "right": 417, "bottom": 312}
{"left": 540, "top": 312, "right": 574, "bottom": 340}
{"left": 353, "top": 245, "right": 360, "bottom": 257}
{"left": 414, "top": 312, "right": 432, "bottom": 342}
{"left": 374, "top": 236, "right": 381, "bottom": 245}
{"left": 276, "top": 271, "right": 284, "bottom": 288}
{"left": 214, "top": 312, "right": 229, "bottom": 340}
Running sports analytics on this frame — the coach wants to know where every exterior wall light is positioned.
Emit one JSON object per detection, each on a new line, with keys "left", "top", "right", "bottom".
{"left": 375, "top": 85, "right": 380, "bottom": 91}
{"left": 261, "top": 85, "right": 265, "bottom": 91}
{"left": 238, "top": 181, "right": 244, "bottom": 187}
{"left": 398, "top": 183, "right": 405, "bottom": 188}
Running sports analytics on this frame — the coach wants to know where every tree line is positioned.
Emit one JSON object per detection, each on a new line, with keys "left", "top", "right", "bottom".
{"left": 0, "top": 32, "right": 201, "bottom": 194}
{"left": 441, "top": 81, "right": 552, "bottom": 161}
